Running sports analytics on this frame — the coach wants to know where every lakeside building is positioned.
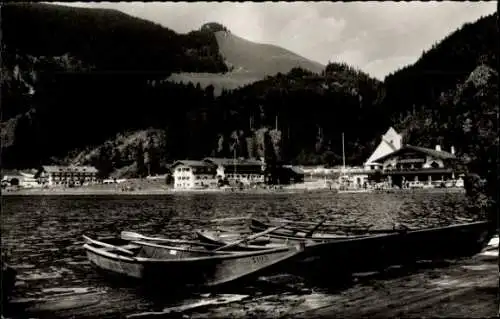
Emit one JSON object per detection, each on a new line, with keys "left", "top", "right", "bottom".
{"left": 171, "top": 160, "right": 218, "bottom": 190}
{"left": 203, "top": 157, "right": 264, "bottom": 184}
{"left": 338, "top": 166, "right": 370, "bottom": 188}
{"left": 364, "top": 127, "right": 403, "bottom": 171}
{"left": 2, "top": 172, "right": 36, "bottom": 188}
{"left": 299, "top": 165, "right": 368, "bottom": 188}
{"left": 35, "top": 165, "right": 99, "bottom": 186}
{"left": 375, "top": 145, "right": 459, "bottom": 187}
{"left": 18, "top": 171, "right": 40, "bottom": 188}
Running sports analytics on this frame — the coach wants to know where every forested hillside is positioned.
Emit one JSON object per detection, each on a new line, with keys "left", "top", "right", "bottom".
{"left": 1, "top": 3, "right": 227, "bottom": 121}
{"left": 384, "top": 13, "right": 498, "bottom": 120}
{"left": 385, "top": 13, "right": 498, "bottom": 226}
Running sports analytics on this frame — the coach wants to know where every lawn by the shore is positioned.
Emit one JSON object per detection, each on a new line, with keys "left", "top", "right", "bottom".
{"left": 1, "top": 179, "right": 333, "bottom": 196}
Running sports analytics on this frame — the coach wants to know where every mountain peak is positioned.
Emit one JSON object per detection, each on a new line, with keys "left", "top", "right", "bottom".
{"left": 200, "top": 22, "right": 230, "bottom": 34}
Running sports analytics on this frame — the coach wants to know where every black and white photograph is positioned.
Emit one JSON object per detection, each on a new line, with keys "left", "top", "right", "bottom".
{"left": 1, "top": 1, "right": 498, "bottom": 318}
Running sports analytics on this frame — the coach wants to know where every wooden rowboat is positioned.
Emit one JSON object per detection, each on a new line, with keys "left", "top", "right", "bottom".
{"left": 249, "top": 219, "right": 384, "bottom": 240}
{"left": 83, "top": 235, "right": 304, "bottom": 288}
{"left": 249, "top": 219, "right": 494, "bottom": 273}
{"left": 194, "top": 230, "right": 278, "bottom": 249}
{"left": 196, "top": 229, "right": 355, "bottom": 247}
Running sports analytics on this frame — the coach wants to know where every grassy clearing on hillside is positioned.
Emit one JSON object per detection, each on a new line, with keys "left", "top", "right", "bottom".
{"left": 168, "top": 72, "right": 262, "bottom": 95}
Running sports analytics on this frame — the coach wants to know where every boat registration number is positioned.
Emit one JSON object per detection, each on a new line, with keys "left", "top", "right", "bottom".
{"left": 251, "top": 255, "right": 269, "bottom": 264}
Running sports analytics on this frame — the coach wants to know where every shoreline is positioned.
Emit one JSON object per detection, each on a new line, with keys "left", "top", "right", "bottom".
{"left": 1, "top": 186, "right": 333, "bottom": 196}
{"left": 1, "top": 181, "right": 465, "bottom": 196}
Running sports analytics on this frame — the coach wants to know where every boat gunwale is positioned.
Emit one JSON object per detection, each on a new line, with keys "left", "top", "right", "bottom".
{"left": 195, "top": 230, "right": 289, "bottom": 249}
{"left": 133, "top": 240, "right": 300, "bottom": 262}
{"left": 252, "top": 219, "right": 490, "bottom": 236}
{"left": 130, "top": 240, "right": 234, "bottom": 254}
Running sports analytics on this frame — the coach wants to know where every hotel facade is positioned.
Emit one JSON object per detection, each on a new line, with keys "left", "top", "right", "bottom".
{"left": 36, "top": 165, "right": 99, "bottom": 186}
{"left": 375, "top": 145, "right": 459, "bottom": 187}
{"left": 203, "top": 157, "right": 264, "bottom": 184}
{"left": 171, "top": 160, "right": 218, "bottom": 190}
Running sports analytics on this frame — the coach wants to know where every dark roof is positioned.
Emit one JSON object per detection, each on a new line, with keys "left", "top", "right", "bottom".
{"left": 375, "top": 145, "right": 457, "bottom": 163}
{"left": 203, "top": 157, "right": 263, "bottom": 167}
{"left": 1, "top": 169, "right": 20, "bottom": 178}
{"left": 171, "top": 160, "right": 215, "bottom": 168}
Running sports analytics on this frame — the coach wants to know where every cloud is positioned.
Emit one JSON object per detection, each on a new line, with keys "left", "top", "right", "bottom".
{"left": 54, "top": 2, "right": 497, "bottom": 80}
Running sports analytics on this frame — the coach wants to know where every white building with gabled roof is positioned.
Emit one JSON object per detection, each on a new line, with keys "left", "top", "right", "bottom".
{"left": 364, "top": 127, "right": 403, "bottom": 171}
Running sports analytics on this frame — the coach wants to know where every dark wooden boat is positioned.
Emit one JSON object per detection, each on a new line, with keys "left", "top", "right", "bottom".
{"left": 195, "top": 230, "right": 277, "bottom": 249}
{"left": 196, "top": 229, "right": 356, "bottom": 247}
{"left": 2, "top": 262, "right": 17, "bottom": 304}
{"left": 249, "top": 218, "right": 381, "bottom": 240}
{"left": 194, "top": 229, "right": 272, "bottom": 246}
{"left": 83, "top": 235, "right": 304, "bottom": 288}
{"left": 250, "top": 219, "right": 494, "bottom": 273}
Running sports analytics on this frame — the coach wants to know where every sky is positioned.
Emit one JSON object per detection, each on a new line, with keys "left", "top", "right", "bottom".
{"left": 58, "top": 2, "right": 496, "bottom": 80}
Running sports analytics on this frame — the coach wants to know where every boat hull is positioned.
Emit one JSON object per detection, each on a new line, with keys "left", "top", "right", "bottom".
{"left": 84, "top": 239, "right": 303, "bottom": 288}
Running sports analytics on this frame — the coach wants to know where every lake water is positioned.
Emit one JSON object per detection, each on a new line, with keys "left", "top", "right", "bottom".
{"left": 1, "top": 191, "right": 477, "bottom": 318}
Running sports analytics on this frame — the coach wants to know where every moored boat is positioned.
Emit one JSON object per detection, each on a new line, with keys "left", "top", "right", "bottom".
{"left": 195, "top": 230, "right": 279, "bottom": 249}
{"left": 83, "top": 234, "right": 304, "bottom": 288}
{"left": 196, "top": 228, "right": 356, "bottom": 247}
{"left": 249, "top": 218, "right": 389, "bottom": 239}
{"left": 250, "top": 219, "right": 494, "bottom": 269}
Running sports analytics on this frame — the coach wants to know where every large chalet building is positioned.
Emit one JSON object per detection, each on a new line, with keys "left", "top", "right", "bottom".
{"left": 171, "top": 160, "right": 218, "bottom": 190}
{"left": 171, "top": 158, "right": 266, "bottom": 190}
{"left": 361, "top": 127, "right": 461, "bottom": 187}
{"left": 35, "top": 165, "right": 99, "bottom": 186}
{"left": 374, "top": 145, "right": 459, "bottom": 187}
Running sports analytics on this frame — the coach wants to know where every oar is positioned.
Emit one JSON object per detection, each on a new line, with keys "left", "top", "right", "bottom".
{"left": 213, "top": 225, "right": 287, "bottom": 252}
{"left": 210, "top": 214, "right": 252, "bottom": 223}
{"left": 265, "top": 218, "right": 374, "bottom": 231}
{"left": 120, "top": 231, "right": 219, "bottom": 248}
{"left": 82, "top": 235, "right": 135, "bottom": 256}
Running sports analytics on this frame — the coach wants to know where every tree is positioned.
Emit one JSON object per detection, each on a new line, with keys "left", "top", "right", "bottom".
{"left": 111, "top": 147, "right": 122, "bottom": 169}
{"left": 135, "top": 142, "right": 147, "bottom": 178}
{"left": 200, "top": 22, "right": 229, "bottom": 33}
{"left": 93, "top": 144, "right": 113, "bottom": 179}
{"left": 263, "top": 130, "right": 278, "bottom": 184}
